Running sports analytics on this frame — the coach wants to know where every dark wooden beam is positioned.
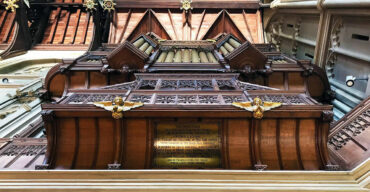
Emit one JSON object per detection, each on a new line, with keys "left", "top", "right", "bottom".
{"left": 81, "top": 12, "right": 90, "bottom": 44}
{"left": 195, "top": 9, "right": 206, "bottom": 40}
{"left": 242, "top": 9, "right": 253, "bottom": 42}
{"left": 47, "top": 7, "right": 61, "bottom": 44}
{"left": 167, "top": 9, "right": 178, "bottom": 40}
{"left": 0, "top": 11, "right": 8, "bottom": 33}
{"left": 118, "top": 9, "right": 132, "bottom": 43}
{"left": 60, "top": 10, "right": 72, "bottom": 44}
{"left": 1, "top": 13, "right": 16, "bottom": 43}
{"left": 71, "top": 9, "right": 81, "bottom": 44}
{"left": 0, "top": 0, "right": 32, "bottom": 58}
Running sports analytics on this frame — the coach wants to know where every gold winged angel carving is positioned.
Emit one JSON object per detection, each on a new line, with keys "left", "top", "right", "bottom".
{"left": 94, "top": 96, "right": 143, "bottom": 119}
{"left": 232, "top": 97, "right": 282, "bottom": 119}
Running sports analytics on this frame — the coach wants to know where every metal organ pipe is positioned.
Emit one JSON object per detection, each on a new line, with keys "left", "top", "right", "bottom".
{"left": 156, "top": 52, "right": 167, "bottom": 62}
{"left": 207, "top": 52, "right": 217, "bottom": 63}
{"left": 139, "top": 42, "right": 150, "bottom": 51}
{"left": 165, "top": 51, "right": 175, "bottom": 62}
{"left": 220, "top": 46, "right": 229, "bottom": 55}
{"left": 174, "top": 50, "right": 182, "bottom": 62}
{"left": 192, "top": 49, "right": 200, "bottom": 63}
{"left": 133, "top": 38, "right": 145, "bottom": 47}
{"left": 224, "top": 42, "right": 235, "bottom": 52}
{"left": 228, "top": 38, "right": 241, "bottom": 48}
{"left": 145, "top": 46, "right": 153, "bottom": 55}
{"left": 183, "top": 49, "right": 191, "bottom": 62}
{"left": 199, "top": 51, "right": 209, "bottom": 63}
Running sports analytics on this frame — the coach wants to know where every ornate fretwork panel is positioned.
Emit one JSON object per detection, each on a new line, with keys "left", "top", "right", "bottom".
{"left": 124, "top": 94, "right": 246, "bottom": 105}
{"left": 155, "top": 95, "right": 176, "bottom": 104}
{"left": 216, "top": 80, "right": 235, "bottom": 90}
{"left": 139, "top": 80, "right": 158, "bottom": 90}
{"left": 178, "top": 80, "right": 196, "bottom": 89}
{"left": 222, "top": 95, "right": 244, "bottom": 104}
{"left": 197, "top": 80, "right": 213, "bottom": 90}
{"left": 198, "top": 95, "right": 220, "bottom": 104}
{"left": 177, "top": 95, "right": 198, "bottom": 104}
{"left": 0, "top": 139, "right": 47, "bottom": 169}
{"left": 328, "top": 97, "right": 370, "bottom": 170}
{"left": 160, "top": 80, "right": 178, "bottom": 90}
{"left": 129, "top": 95, "right": 152, "bottom": 103}
{"left": 236, "top": 81, "right": 278, "bottom": 91}
{"left": 65, "top": 94, "right": 127, "bottom": 104}
{"left": 329, "top": 109, "right": 370, "bottom": 150}
{"left": 159, "top": 80, "right": 213, "bottom": 90}
{"left": 248, "top": 94, "right": 310, "bottom": 105}
{"left": 67, "top": 94, "right": 91, "bottom": 104}
{"left": 102, "top": 81, "right": 138, "bottom": 90}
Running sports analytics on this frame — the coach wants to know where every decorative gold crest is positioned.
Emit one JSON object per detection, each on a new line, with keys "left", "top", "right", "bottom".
{"left": 3, "top": 0, "right": 19, "bottom": 12}
{"left": 180, "top": 0, "right": 192, "bottom": 13}
{"left": 83, "top": 0, "right": 97, "bottom": 12}
{"left": 232, "top": 97, "right": 282, "bottom": 119}
{"left": 94, "top": 96, "right": 143, "bottom": 119}
{"left": 103, "top": 0, "right": 116, "bottom": 12}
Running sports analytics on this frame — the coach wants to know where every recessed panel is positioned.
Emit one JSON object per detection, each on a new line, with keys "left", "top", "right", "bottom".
{"left": 153, "top": 122, "right": 221, "bottom": 169}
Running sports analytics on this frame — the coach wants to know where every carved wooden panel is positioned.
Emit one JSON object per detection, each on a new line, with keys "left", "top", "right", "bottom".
{"left": 0, "top": 138, "right": 46, "bottom": 169}
{"left": 40, "top": 103, "right": 332, "bottom": 170}
{"left": 329, "top": 97, "right": 370, "bottom": 170}
{"left": 108, "top": 9, "right": 263, "bottom": 42}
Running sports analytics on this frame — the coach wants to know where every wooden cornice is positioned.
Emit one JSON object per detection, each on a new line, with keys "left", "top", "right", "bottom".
{"left": 114, "top": 0, "right": 260, "bottom": 9}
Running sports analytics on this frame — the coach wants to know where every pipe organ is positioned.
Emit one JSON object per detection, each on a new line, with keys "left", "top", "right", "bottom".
{"left": 41, "top": 33, "right": 334, "bottom": 170}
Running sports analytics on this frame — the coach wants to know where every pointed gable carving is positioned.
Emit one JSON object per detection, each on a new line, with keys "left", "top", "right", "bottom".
{"left": 107, "top": 34, "right": 158, "bottom": 69}
{"left": 202, "top": 10, "right": 247, "bottom": 42}
{"left": 127, "top": 10, "right": 171, "bottom": 41}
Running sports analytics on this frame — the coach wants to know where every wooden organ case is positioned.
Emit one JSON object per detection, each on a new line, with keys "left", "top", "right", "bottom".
{"left": 40, "top": 32, "right": 335, "bottom": 170}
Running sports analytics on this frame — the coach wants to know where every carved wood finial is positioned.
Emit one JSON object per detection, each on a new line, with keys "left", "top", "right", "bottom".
{"left": 254, "top": 164, "right": 268, "bottom": 171}
{"left": 325, "top": 164, "right": 340, "bottom": 171}
{"left": 107, "top": 163, "right": 121, "bottom": 169}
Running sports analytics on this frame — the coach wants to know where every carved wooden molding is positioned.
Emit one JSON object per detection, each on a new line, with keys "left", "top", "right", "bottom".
{"left": 107, "top": 163, "right": 121, "bottom": 169}
{"left": 107, "top": 41, "right": 149, "bottom": 69}
{"left": 41, "top": 110, "right": 55, "bottom": 122}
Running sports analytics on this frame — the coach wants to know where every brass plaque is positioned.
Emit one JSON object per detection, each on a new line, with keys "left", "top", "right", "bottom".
{"left": 153, "top": 123, "right": 221, "bottom": 168}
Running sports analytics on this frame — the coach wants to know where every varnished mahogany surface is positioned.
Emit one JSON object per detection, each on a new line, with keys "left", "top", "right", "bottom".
{"left": 41, "top": 72, "right": 333, "bottom": 170}
{"left": 41, "top": 102, "right": 332, "bottom": 170}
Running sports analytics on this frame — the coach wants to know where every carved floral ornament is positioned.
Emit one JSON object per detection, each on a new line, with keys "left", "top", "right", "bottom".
{"left": 83, "top": 0, "right": 116, "bottom": 12}
{"left": 180, "top": 0, "right": 193, "bottom": 13}
{"left": 83, "top": 0, "right": 97, "bottom": 12}
{"left": 3, "top": 0, "right": 19, "bottom": 12}
{"left": 326, "top": 17, "right": 343, "bottom": 76}
{"left": 103, "top": 0, "right": 116, "bottom": 12}
{"left": 267, "top": 17, "right": 284, "bottom": 52}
